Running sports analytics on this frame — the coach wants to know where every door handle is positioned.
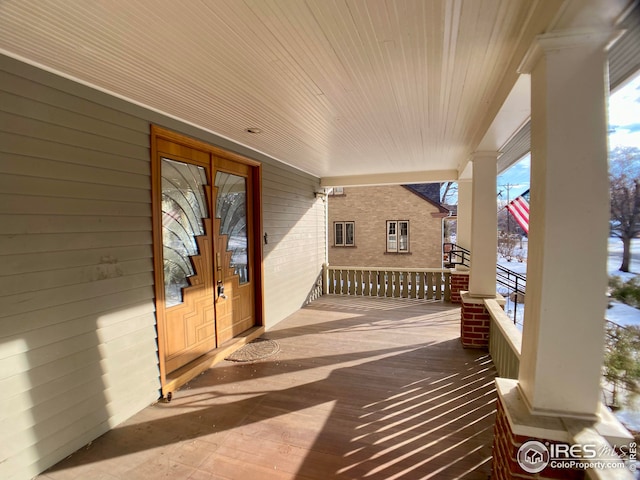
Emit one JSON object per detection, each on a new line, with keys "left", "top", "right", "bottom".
{"left": 216, "top": 251, "right": 226, "bottom": 299}
{"left": 217, "top": 281, "right": 227, "bottom": 299}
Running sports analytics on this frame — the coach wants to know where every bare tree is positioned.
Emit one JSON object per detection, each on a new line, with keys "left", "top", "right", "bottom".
{"left": 440, "top": 181, "right": 457, "bottom": 205}
{"left": 497, "top": 232, "right": 517, "bottom": 262}
{"left": 610, "top": 146, "right": 640, "bottom": 272}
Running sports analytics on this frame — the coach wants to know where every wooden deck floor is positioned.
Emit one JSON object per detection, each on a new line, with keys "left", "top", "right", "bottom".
{"left": 39, "top": 296, "right": 497, "bottom": 480}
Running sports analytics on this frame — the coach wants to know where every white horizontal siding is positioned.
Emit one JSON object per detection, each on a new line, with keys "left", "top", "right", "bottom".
{"left": 0, "top": 58, "right": 158, "bottom": 480}
{"left": 2, "top": 246, "right": 151, "bottom": 276}
{"left": 0, "top": 136, "right": 150, "bottom": 180}
{"left": 262, "top": 164, "right": 326, "bottom": 326}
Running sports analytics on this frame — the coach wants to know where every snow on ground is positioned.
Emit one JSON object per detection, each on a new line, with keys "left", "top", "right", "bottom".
{"left": 609, "top": 237, "right": 640, "bottom": 278}
{"left": 607, "top": 237, "right": 640, "bottom": 328}
{"left": 606, "top": 301, "right": 640, "bottom": 327}
{"left": 496, "top": 237, "right": 640, "bottom": 328}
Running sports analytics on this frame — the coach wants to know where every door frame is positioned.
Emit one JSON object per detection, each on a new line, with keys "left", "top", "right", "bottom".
{"left": 150, "top": 125, "right": 264, "bottom": 394}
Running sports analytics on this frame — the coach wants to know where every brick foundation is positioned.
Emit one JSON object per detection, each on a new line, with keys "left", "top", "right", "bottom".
{"left": 460, "top": 292, "right": 491, "bottom": 348}
{"left": 450, "top": 271, "right": 469, "bottom": 303}
{"left": 492, "top": 394, "right": 585, "bottom": 480}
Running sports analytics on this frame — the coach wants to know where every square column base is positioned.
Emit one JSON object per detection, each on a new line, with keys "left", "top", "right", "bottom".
{"left": 460, "top": 291, "right": 505, "bottom": 348}
{"left": 492, "top": 378, "right": 634, "bottom": 479}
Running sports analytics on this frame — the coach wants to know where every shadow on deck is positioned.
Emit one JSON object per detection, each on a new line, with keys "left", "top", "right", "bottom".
{"left": 39, "top": 296, "right": 497, "bottom": 480}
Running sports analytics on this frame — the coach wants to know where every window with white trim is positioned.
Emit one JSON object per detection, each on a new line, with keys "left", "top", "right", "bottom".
{"left": 334, "top": 221, "right": 355, "bottom": 246}
{"left": 386, "top": 220, "right": 409, "bottom": 252}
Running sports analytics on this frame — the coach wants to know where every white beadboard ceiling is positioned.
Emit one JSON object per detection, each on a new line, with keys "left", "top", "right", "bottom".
{"left": 0, "top": 0, "right": 630, "bottom": 185}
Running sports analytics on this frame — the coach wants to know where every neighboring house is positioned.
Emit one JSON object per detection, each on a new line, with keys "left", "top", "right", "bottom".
{"left": 328, "top": 184, "right": 450, "bottom": 268}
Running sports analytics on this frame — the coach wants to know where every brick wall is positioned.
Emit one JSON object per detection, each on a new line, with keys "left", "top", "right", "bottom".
{"left": 460, "top": 297, "right": 491, "bottom": 348}
{"left": 492, "top": 397, "right": 585, "bottom": 479}
{"left": 328, "top": 185, "right": 444, "bottom": 268}
{"left": 450, "top": 272, "right": 469, "bottom": 303}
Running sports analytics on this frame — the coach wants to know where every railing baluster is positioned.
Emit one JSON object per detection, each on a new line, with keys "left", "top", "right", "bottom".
{"left": 393, "top": 272, "right": 401, "bottom": 297}
{"left": 443, "top": 271, "right": 451, "bottom": 302}
{"left": 341, "top": 269, "right": 349, "bottom": 295}
{"left": 363, "top": 270, "right": 370, "bottom": 296}
{"left": 332, "top": 269, "right": 338, "bottom": 294}
{"left": 409, "top": 272, "right": 416, "bottom": 298}
{"left": 403, "top": 272, "right": 407, "bottom": 297}
{"left": 426, "top": 272, "right": 433, "bottom": 299}
{"left": 435, "top": 271, "right": 442, "bottom": 300}
{"left": 348, "top": 269, "right": 355, "bottom": 295}
{"left": 418, "top": 272, "right": 425, "bottom": 299}
{"left": 385, "top": 271, "right": 391, "bottom": 297}
{"left": 371, "top": 270, "right": 379, "bottom": 296}
{"left": 406, "top": 271, "right": 411, "bottom": 298}
{"left": 382, "top": 271, "right": 388, "bottom": 297}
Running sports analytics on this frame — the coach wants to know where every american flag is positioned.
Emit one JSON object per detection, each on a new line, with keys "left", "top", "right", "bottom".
{"left": 506, "top": 190, "right": 530, "bottom": 234}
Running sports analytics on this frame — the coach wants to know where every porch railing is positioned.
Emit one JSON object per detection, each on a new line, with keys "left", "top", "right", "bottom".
{"left": 485, "top": 298, "right": 521, "bottom": 379}
{"left": 443, "top": 242, "right": 470, "bottom": 268}
{"left": 443, "top": 243, "right": 527, "bottom": 325}
{"left": 496, "top": 264, "right": 526, "bottom": 324}
{"left": 324, "top": 265, "right": 451, "bottom": 302}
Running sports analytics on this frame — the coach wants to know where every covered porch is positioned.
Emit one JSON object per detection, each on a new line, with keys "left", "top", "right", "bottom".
{"left": 37, "top": 296, "right": 497, "bottom": 480}
{"left": 1, "top": 0, "right": 639, "bottom": 478}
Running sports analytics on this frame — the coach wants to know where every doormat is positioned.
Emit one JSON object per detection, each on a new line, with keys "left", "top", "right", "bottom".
{"left": 225, "top": 338, "right": 280, "bottom": 363}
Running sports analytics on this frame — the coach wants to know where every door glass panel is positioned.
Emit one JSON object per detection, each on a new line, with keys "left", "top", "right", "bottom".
{"left": 161, "top": 158, "right": 208, "bottom": 307}
{"left": 215, "top": 172, "right": 249, "bottom": 284}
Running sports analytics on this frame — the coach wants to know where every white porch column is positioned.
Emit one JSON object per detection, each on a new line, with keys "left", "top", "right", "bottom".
{"left": 468, "top": 152, "right": 498, "bottom": 297}
{"left": 456, "top": 179, "right": 472, "bottom": 253}
{"left": 517, "top": 30, "right": 613, "bottom": 419}
{"left": 450, "top": 178, "right": 472, "bottom": 303}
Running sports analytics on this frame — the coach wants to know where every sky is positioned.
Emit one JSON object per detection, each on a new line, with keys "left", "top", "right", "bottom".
{"left": 496, "top": 73, "right": 640, "bottom": 199}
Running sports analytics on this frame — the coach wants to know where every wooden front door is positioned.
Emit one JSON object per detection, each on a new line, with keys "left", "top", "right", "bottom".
{"left": 156, "top": 141, "right": 216, "bottom": 374}
{"left": 213, "top": 157, "right": 255, "bottom": 344}
{"left": 151, "top": 127, "right": 262, "bottom": 388}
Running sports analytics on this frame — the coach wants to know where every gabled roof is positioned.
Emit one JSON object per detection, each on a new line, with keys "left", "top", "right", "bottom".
{"left": 403, "top": 184, "right": 451, "bottom": 216}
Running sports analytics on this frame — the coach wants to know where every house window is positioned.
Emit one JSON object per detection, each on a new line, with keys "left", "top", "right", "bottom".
{"left": 329, "top": 187, "right": 344, "bottom": 196}
{"left": 387, "top": 220, "right": 409, "bottom": 252}
{"left": 334, "top": 221, "right": 355, "bottom": 246}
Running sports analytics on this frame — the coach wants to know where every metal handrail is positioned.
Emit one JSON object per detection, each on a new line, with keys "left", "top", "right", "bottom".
{"left": 442, "top": 243, "right": 526, "bottom": 323}
{"left": 443, "top": 242, "right": 470, "bottom": 268}
{"left": 496, "top": 264, "right": 526, "bottom": 323}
